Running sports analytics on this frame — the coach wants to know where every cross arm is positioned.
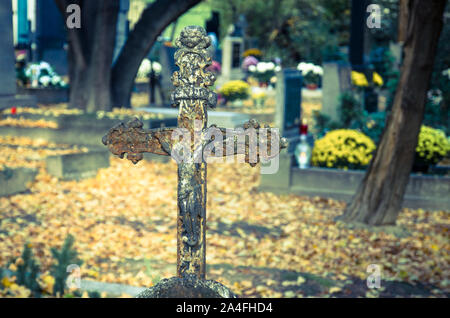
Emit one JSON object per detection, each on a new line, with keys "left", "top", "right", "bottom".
{"left": 102, "top": 117, "right": 174, "bottom": 164}
{"left": 207, "top": 119, "right": 289, "bottom": 167}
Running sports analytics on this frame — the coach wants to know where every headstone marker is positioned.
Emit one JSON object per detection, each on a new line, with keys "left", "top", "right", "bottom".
{"left": 220, "top": 25, "right": 244, "bottom": 83}
{"left": 102, "top": 26, "right": 287, "bottom": 297}
{"left": 16, "top": 0, "right": 30, "bottom": 47}
{"left": 46, "top": 150, "right": 110, "bottom": 180}
{"left": 35, "top": 0, "right": 67, "bottom": 75}
{"left": 275, "top": 68, "right": 302, "bottom": 153}
{"left": 322, "top": 62, "right": 352, "bottom": 122}
{"left": 349, "top": 0, "right": 368, "bottom": 69}
{"left": 0, "top": 0, "right": 35, "bottom": 109}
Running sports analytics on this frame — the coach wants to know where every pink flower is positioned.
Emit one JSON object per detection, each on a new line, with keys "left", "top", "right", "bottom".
{"left": 207, "top": 61, "right": 221, "bottom": 73}
{"left": 242, "top": 56, "right": 259, "bottom": 71}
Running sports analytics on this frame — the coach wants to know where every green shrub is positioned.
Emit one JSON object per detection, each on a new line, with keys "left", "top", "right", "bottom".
{"left": 50, "top": 234, "right": 83, "bottom": 296}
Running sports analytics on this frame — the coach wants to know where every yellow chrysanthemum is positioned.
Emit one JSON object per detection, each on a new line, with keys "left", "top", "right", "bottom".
{"left": 415, "top": 126, "right": 450, "bottom": 165}
{"left": 218, "top": 80, "right": 250, "bottom": 101}
{"left": 351, "top": 71, "right": 369, "bottom": 87}
{"left": 311, "top": 129, "right": 376, "bottom": 170}
{"left": 243, "top": 48, "right": 263, "bottom": 58}
{"left": 373, "top": 72, "right": 384, "bottom": 86}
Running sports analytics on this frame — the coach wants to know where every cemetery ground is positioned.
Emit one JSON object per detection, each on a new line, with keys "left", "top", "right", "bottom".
{"left": 0, "top": 149, "right": 449, "bottom": 298}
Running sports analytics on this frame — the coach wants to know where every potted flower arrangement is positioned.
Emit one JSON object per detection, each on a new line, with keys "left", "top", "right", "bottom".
{"left": 251, "top": 87, "right": 267, "bottom": 108}
{"left": 311, "top": 129, "right": 376, "bottom": 170}
{"left": 137, "top": 59, "right": 162, "bottom": 78}
{"left": 218, "top": 80, "right": 250, "bottom": 107}
{"left": 206, "top": 60, "right": 221, "bottom": 74}
{"left": 413, "top": 125, "right": 450, "bottom": 173}
{"left": 242, "top": 56, "right": 259, "bottom": 72}
{"left": 297, "top": 62, "right": 323, "bottom": 90}
{"left": 24, "top": 61, "right": 67, "bottom": 88}
{"left": 248, "top": 62, "right": 281, "bottom": 86}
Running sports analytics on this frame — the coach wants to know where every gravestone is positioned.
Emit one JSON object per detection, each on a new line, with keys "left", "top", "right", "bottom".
{"left": 275, "top": 68, "right": 302, "bottom": 153}
{"left": 35, "top": 0, "right": 67, "bottom": 75}
{"left": 0, "top": 167, "right": 38, "bottom": 197}
{"left": 0, "top": 0, "right": 35, "bottom": 109}
{"left": 220, "top": 25, "right": 244, "bottom": 84}
{"left": 102, "top": 26, "right": 287, "bottom": 297}
{"left": 322, "top": 62, "right": 352, "bottom": 122}
{"left": 46, "top": 150, "right": 110, "bottom": 180}
{"left": 15, "top": 0, "right": 30, "bottom": 48}
{"left": 349, "top": 0, "right": 367, "bottom": 69}
{"left": 389, "top": 41, "right": 403, "bottom": 71}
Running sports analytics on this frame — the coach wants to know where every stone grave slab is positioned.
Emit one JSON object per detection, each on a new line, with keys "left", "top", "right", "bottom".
{"left": 46, "top": 150, "right": 110, "bottom": 180}
{"left": 0, "top": 167, "right": 38, "bottom": 196}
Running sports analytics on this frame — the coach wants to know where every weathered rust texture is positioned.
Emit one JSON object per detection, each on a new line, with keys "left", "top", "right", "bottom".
{"left": 102, "top": 25, "right": 288, "bottom": 284}
{"left": 102, "top": 117, "right": 173, "bottom": 164}
{"left": 171, "top": 26, "right": 213, "bottom": 279}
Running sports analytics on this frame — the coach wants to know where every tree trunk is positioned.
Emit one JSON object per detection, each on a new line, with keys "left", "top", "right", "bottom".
{"left": 56, "top": 0, "right": 119, "bottom": 111}
{"left": 337, "top": 0, "right": 446, "bottom": 226}
{"left": 398, "top": 0, "right": 410, "bottom": 43}
{"left": 110, "top": 0, "right": 201, "bottom": 108}
{"left": 57, "top": 0, "right": 200, "bottom": 111}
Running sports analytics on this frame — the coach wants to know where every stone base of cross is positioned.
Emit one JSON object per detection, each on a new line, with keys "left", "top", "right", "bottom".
{"left": 102, "top": 26, "right": 287, "bottom": 297}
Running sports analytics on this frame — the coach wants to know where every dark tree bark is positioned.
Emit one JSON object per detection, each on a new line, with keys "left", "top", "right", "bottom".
{"left": 337, "top": 0, "right": 447, "bottom": 226}
{"left": 56, "top": 0, "right": 119, "bottom": 111}
{"left": 110, "top": 0, "right": 202, "bottom": 108}
{"left": 398, "top": 0, "right": 410, "bottom": 43}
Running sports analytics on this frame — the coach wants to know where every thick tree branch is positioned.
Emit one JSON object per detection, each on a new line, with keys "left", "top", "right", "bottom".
{"left": 111, "top": 0, "right": 202, "bottom": 107}
{"left": 54, "top": 0, "right": 86, "bottom": 68}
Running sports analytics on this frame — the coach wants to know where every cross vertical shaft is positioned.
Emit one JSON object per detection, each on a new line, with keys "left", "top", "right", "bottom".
{"left": 171, "top": 26, "right": 217, "bottom": 279}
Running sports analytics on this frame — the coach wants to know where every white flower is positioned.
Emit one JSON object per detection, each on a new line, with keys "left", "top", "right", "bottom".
{"left": 256, "top": 62, "right": 267, "bottom": 73}
{"left": 275, "top": 65, "right": 281, "bottom": 72}
{"left": 313, "top": 65, "right": 323, "bottom": 76}
{"left": 51, "top": 75, "right": 61, "bottom": 85}
{"left": 266, "top": 62, "right": 275, "bottom": 70}
{"left": 151, "top": 61, "right": 162, "bottom": 75}
{"left": 442, "top": 68, "right": 450, "bottom": 80}
{"left": 297, "top": 62, "right": 323, "bottom": 76}
{"left": 248, "top": 65, "right": 256, "bottom": 72}
{"left": 39, "top": 61, "right": 51, "bottom": 71}
{"left": 137, "top": 58, "right": 151, "bottom": 78}
{"left": 39, "top": 75, "right": 51, "bottom": 87}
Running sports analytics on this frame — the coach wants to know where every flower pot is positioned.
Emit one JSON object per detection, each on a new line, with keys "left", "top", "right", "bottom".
{"left": 306, "top": 83, "right": 318, "bottom": 90}
{"left": 412, "top": 162, "right": 430, "bottom": 174}
{"left": 253, "top": 99, "right": 264, "bottom": 108}
{"left": 230, "top": 99, "right": 244, "bottom": 107}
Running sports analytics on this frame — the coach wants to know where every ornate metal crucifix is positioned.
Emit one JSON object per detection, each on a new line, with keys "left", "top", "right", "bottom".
{"left": 102, "top": 26, "right": 287, "bottom": 280}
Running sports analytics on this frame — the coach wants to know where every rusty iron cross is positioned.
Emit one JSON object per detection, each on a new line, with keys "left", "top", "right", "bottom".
{"left": 102, "top": 26, "right": 287, "bottom": 280}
